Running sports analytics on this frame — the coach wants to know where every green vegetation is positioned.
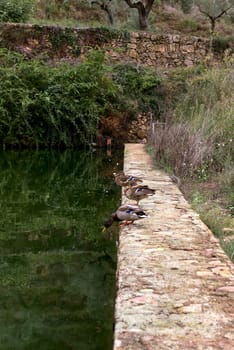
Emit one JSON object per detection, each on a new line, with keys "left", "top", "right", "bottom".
{"left": 0, "top": 0, "right": 232, "bottom": 345}
{"left": 0, "top": 49, "right": 117, "bottom": 148}
{"left": 180, "top": 0, "right": 193, "bottom": 14}
{"left": 0, "top": 0, "right": 233, "bottom": 262}
{"left": 212, "top": 34, "right": 234, "bottom": 54}
{"left": 0, "top": 0, "right": 33, "bottom": 23}
{"left": 195, "top": 0, "right": 233, "bottom": 33}
{"left": 0, "top": 48, "right": 161, "bottom": 149}
{"left": 150, "top": 63, "right": 234, "bottom": 261}
{"left": 192, "top": 193, "right": 234, "bottom": 262}
{"left": 112, "top": 64, "right": 161, "bottom": 115}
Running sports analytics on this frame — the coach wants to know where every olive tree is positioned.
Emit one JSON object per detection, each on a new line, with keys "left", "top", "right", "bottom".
{"left": 123, "top": 0, "right": 156, "bottom": 30}
{"left": 89, "top": 0, "right": 159, "bottom": 30}
{"left": 195, "top": 0, "right": 234, "bottom": 33}
{"left": 91, "top": 0, "right": 114, "bottom": 24}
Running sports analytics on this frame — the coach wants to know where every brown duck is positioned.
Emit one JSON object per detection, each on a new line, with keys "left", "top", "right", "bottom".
{"left": 113, "top": 171, "right": 143, "bottom": 187}
{"left": 102, "top": 204, "right": 147, "bottom": 231}
{"left": 124, "top": 184, "right": 156, "bottom": 205}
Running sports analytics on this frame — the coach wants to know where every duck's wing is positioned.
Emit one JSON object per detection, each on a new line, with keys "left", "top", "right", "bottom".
{"left": 130, "top": 185, "right": 155, "bottom": 196}
{"left": 120, "top": 204, "right": 147, "bottom": 214}
{"left": 126, "top": 175, "right": 143, "bottom": 184}
{"left": 117, "top": 205, "right": 147, "bottom": 221}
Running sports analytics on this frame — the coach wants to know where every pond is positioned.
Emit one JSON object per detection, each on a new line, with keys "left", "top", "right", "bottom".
{"left": 0, "top": 149, "right": 122, "bottom": 350}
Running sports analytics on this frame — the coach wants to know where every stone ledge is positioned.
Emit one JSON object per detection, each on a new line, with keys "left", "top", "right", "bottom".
{"left": 113, "top": 144, "right": 234, "bottom": 350}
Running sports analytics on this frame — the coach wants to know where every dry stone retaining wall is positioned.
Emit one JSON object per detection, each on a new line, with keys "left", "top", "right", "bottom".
{"left": 0, "top": 23, "right": 210, "bottom": 68}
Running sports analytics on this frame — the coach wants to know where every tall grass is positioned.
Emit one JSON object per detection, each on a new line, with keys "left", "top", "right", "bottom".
{"left": 151, "top": 66, "right": 234, "bottom": 180}
{"left": 152, "top": 121, "right": 215, "bottom": 177}
{"left": 150, "top": 64, "right": 234, "bottom": 261}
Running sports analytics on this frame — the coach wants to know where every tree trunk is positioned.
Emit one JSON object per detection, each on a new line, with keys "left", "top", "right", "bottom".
{"left": 210, "top": 18, "right": 215, "bottom": 33}
{"left": 138, "top": 7, "right": 148, "bottom": 30}
{"left": 123, "top": 0, "right": 155, "bottom": 30}
{"left": 91, "top": 1, "right": 114, "bottom": 25}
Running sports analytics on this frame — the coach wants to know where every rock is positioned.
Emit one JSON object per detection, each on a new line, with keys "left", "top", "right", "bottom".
{"left": 137, "top": 130, "right": 146, "bottom": 139}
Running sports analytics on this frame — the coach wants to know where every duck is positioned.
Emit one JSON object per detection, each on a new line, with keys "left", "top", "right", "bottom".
{"left": 102, "top": 204, "right": 147, "bottom": 231}
{"left": 124, "top": 184, "right": 156, "bottom": 205}
{"left": 113, "top": 171, "right": 143, "bottom": 187}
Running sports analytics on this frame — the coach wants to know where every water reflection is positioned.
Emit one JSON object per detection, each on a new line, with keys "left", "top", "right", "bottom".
{"left": 0, "top": 150, "right": 122, "bottom": 350}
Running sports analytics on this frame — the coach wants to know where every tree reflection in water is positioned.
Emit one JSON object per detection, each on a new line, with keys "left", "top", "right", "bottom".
{"left": 0, "top": 149, "right": 122, "bottom": 350}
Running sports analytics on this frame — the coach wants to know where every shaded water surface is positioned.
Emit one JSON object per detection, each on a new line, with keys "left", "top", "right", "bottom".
{"left": 0, "top": 150, "right": 122, "bottom": 350}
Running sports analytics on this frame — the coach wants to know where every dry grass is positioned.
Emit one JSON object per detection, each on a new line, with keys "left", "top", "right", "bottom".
{"left": 29, "top": 1, "right": 234, "bottom": 36}
{"left": 150, "top": 64, "right": 234, "bottom": 261}
{"left": 151, "top": 122, "right": 215, "bottom": 177}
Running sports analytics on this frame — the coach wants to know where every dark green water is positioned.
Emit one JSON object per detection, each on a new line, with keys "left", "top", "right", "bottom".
{"left": 0, "top": 150, "right": 122, "bottom": 350}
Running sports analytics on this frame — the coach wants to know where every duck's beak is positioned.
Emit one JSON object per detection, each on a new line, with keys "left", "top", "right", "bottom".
{"left": 102, "top": 226, "right": 107, "bottom": 233}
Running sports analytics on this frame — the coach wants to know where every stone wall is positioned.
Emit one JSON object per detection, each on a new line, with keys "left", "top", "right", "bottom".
{"left": 0, "top": 23, "right": 211, "bottom": 68}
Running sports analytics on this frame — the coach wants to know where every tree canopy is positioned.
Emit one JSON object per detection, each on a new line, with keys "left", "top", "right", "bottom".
{"left": 195, "top": 0, "right": 234, "bottom": 32}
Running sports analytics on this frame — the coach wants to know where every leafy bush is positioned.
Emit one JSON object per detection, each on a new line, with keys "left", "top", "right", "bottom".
{"left": 0, "top": 48, "right": 164, "bottom": 149}
{"left": 0, "top": 0, "right": 34, "bottom": 23}
{"left": 212, "top": 35, "right": 234, "bottom": 54}
{"left": 178, "top": 18, "right": 202, "bottom": 32}
{"left": 0, "top": 49, "right": 119, "bottom": 148}
{"left": 112, "top": 64, "right": 162, "bottom": 116}
{"left": 180, "top": 0, "right": 193, "bottom": 14}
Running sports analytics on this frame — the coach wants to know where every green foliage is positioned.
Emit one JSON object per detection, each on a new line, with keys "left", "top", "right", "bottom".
{"left": 191, "top": 198, "right": 234, "bottom": 262}
{"left": 212, "top": 35, "right": 234, "bottom": 54}
{"left": 0, "top": 48, "right": 164, "bottom": 148}
{"left": 195, "top": 0, "right": 233, "bottom": 19}
{"left": 175, "top": 67, "right": 234, "bottom": 144}
{"left": 178, "top": 18, "right": 201, "bottom": 32}
{"left": 150, "top": 64, "right": 234, "bottom": 261}
{"left": 195, "top": 0, "right": 233, "bottom": 32}
{"left": 151, "top": 65, "right": 234, "bottom": 177}
{"left": 180, "top": 0, "right": 193, "bottom": 14}
{"left": 0, "top": 48, "right": 25, "bottom": 67}
{"left": 0, "top": 49, "right": 119, "bottom": 148}
{"left": 112, "top": 64, "right": 162, "bottom": 115}
{"left": 33, "top": 0, "right": 111, "bottom": 25}
{"left": 0, "top": 0, "right": 34, "bottom": 23}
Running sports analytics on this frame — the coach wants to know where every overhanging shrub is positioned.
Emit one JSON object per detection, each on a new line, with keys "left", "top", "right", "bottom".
{"left": 0, "top": 49, "right": 119, "bottom": 148}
